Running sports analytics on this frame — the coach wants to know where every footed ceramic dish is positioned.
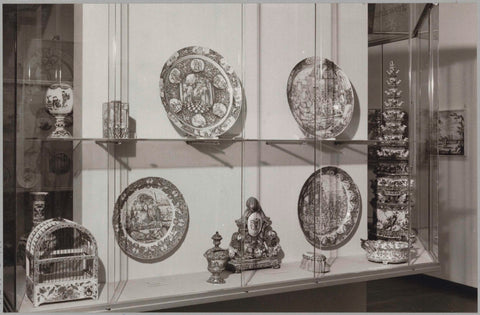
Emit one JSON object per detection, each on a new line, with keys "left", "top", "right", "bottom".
{"left": 360, "top": 239, "right": 411, "bottom": 264}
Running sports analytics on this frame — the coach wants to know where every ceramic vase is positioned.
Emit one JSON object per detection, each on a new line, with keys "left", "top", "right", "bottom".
{"left": 17, "top": 192, "right": 48, "bottom": 267}
{"left": 45, "top": 83, "right": 73, "bottom": 138}
{"left": 204, "top": 232, "right": 229, "bottom": 284}
{"left": 31, "top": 192, "right": 48, "bottom": 227}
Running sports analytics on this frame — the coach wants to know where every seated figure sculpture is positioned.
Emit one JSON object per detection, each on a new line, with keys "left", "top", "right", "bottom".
{"left": 227, "top": 197, "right": 282, "bottom": 272}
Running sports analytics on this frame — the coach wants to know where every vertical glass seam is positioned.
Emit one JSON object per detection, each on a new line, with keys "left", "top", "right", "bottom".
{"left": 313, "top": 2, "right": 318, "bottom": 278}
{"left": 407, "top": 3, "right": 414, "bottom": 266}
{"left": 13, "top": 4, "right": 19, "bottom": 311}
{"left": 240, "top": 3, "right": 245, "bottom": 288}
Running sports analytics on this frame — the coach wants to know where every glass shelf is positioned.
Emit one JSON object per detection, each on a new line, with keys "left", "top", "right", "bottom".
{"left": 4, "top": 78, "right": 74, "bottom": 86}
{"left": 23, "top": 137, "right": 410, "bottom": 146}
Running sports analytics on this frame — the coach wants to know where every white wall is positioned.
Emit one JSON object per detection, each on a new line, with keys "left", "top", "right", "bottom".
{"left": 435, "top": 3, "right": 478, "bottom": 288}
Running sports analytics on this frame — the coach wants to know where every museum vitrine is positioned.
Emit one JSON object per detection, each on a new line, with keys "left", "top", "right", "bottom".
{"left": 3, "top": 3, "right": 439, "bottom": 312}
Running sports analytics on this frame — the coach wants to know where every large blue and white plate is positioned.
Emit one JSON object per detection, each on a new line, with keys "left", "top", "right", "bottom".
{"left": 160, "top": 46, "right": 243, "bottom": 138}
{"left": 298, "top": 166, "right": 361, "bottom": 250}
{"left": 113, "top": 177, "right": 189, "bottom": 262}
{"left": 287, "top": 58, "right": 354, "bottom": 139}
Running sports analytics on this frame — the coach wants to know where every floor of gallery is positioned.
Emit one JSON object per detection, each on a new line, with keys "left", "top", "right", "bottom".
{"left": 159, "top": 274, "right": 477, "bottom": 312}
{"left": 367, "top": 274, "right": 477, "bottom": 312}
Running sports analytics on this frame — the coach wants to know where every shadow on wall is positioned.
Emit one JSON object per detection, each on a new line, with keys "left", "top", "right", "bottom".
{"left": 438, "top": 47, "right": 477, "bottom": 108}
{"left": 436, "top": 44, "right": 477, "bottom": 287}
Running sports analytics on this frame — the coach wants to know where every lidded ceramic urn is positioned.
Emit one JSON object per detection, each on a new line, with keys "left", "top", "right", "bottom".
{"left": 204, "top": 231, "right": 229, "bottom": 284}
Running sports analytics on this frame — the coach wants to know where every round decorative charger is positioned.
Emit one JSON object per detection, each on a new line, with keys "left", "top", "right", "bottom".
{"left": 113, "top": 177, "right": 189, "bottom": 262}
{"left": 287, "top": 57, "right": 354, "bottom": 139}
{"left": 298, "top": 166, "right": 361, "bottom": 250}
{"left": 159, "top": 46, "right": 243, "bottom": 138}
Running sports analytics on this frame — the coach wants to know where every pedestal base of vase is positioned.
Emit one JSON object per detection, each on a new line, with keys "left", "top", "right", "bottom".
{"left": 206, "top": 273, "right": 226, "bottom": 284}
{"left": 48, "top": 115, "right": 72, "bottom": 138}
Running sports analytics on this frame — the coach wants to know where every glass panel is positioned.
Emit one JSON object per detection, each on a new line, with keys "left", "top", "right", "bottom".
{"left": 429, "top": 4, "right": 439, "bottom": 261}
{"left": 409, "top": 4, "right": 439, "bottom": 265}
{"left": 3, "top": 4, "right": 18, "bottom": 311}
{"left": 368, "top": 4, "right": 410, "bottom": 46}
{"left": 240, "top": 3, "right": 316, "bottom": 288}
{"left": 366, "top": 3, "right": 437, "bottom": 271}
{"left": 109, "top": 140, "right": 242, "bottom": 302}
{"left": 315, "top": 4, "right": 371, "bottom": 279}
{"left": 109, "top": 3, "right": 244, "bottom": 304}
{"left": 241, "top": 140, "right": 315, "bottom": 287}
{"left": 126, "top": 4, "right": 244, "bottom": 140}
{"left": 14, "top": 140, "right": 110, "bottom": 312}
{"left": 13, "top": 4, "right": 75, "bottom": 310}
{"left": 246, "top": 3, "right": 316, "bottom": 141}
{"left": 6, "top": 4, "right": 112, "bottom": 312}
{"left": 2, "top": 3, "right": 442, "bottom": 312}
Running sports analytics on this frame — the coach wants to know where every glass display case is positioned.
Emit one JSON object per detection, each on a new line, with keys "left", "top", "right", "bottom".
{"left": 3, "top": 3, "right": 439, "bottom": 312}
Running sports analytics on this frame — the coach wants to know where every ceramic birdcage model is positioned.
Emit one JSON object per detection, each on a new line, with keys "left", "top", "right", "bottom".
{"left": 25, "top": 218, "right": 98, "bottom": 307}
{"left": 375, "top": 61, "right": 412, "bottom": 241}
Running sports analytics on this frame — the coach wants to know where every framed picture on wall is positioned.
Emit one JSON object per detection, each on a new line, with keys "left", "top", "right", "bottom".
{"left": 438, "top": 110, "right": 465, "bottom": 156}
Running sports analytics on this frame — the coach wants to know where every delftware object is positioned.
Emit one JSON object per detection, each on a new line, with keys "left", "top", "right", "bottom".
{"left": 113, "top": 177, "right": 189, "bottom": 262}
{"left": 298, "top": 166, "right": 361, "bottom": 250}
{"left": 377, "top": 147, "right": 409, "bottom": 160}
{"left": 160, "top": 46, "right": 243, "bottom": 138}
{"left": 300, "top": 252, "right": 331, "bottom": 273}
{"left": 438, "top": 110, "right": 465, "bottom": 155}
{"left": 375, "top": 208, "right": 408, "bottom": 239}
{"left": 368, "top": 109, "right": 382, "bottom": 141}
{"left": 103, "top": 101, "right": 129, "bottom": 139}
{"left": 360, "top": 239, "right": 410, "bottom": 264}
{"left": 374, "top": 61, "right": 412, "bottom": 241}
{"left": 45, "top": 83, "right": 73, "bottom": 138}
{"left": 26, "top": 218, "right": 98, "bottom": 307}
{"left": 31, "top": 192, "right": 48, "bottom": 227}
{"left": 204, "top": 232, "right": 229, "bottom": 284}
{"left": 18, "top": 167, "right": 41, "bottom": 189}
{"left": 18, "top": 192, "right": 49, "bottom": 267}
{"left": 49, "top": 152, "right": 71, "bottom": 175}
{"left": 376, "top": 161, "right": 409, "bottom": 175}
{"left": 287, "top": 57, "right": 354, "bottom": 139}
{"left": 227, "top": 197, "right": 282, "bottom": 272}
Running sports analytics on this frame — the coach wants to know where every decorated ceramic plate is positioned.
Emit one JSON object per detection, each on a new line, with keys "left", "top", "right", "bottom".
{"left": 287, "top": 57, "right": 354, "bottom": 139}
{"left": 298, "top": 166, "right": 361, "bottom": 250}
{"left": 113, "top": 177, "right": 189, "bottom": 262}
{"left": 159, "top": 46, "right": 243, "bottom": 138}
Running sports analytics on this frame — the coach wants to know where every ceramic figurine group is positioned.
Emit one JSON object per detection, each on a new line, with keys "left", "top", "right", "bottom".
{"left": 204, "top": 197, "right": 282, "bottom": 284}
